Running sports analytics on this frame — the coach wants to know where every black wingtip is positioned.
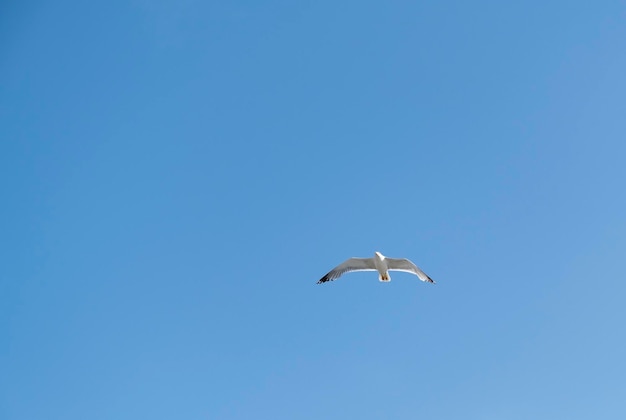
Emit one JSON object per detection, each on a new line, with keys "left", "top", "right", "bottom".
{"left": 317, "top": 273, "right": 334, "bottom": 284}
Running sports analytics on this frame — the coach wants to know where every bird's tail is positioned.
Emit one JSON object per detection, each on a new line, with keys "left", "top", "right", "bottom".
{"left": 379, "top": 273, "right": 391, "bottom": 282}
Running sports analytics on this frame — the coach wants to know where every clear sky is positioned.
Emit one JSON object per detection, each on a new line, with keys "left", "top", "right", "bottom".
{"left": 2, "top": 1, "right": 626, "bottom": 419}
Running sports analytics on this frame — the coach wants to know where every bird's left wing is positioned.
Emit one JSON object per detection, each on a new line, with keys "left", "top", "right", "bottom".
{"left": 386, "top": 258, "right": 435, "bottom": 283}
{"left": 317, "top": 257, "right": 376, "bottom": 284}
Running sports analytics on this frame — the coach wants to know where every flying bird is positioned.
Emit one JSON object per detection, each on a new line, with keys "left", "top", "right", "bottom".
{"left": 317, "top": 251, "right": 435, "bottom": 284}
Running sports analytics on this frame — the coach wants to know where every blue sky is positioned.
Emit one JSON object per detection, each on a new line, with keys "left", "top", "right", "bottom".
{"left": 2, "top": 1, "right": 626, "bottom": 419}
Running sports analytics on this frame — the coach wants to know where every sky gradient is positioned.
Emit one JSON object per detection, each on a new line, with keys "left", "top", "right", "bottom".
{"left": 2, "top": 1, "right": 626, "bottom": 419}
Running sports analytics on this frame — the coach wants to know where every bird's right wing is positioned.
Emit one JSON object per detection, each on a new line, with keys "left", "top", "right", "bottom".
{"left": 386, "top": 258, "right": 435, "bottom": 283}
{"left": 317, "top": 258, "right": 376, "bottom": 284}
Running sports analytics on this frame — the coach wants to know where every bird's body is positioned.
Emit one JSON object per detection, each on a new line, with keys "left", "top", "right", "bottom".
{"left": 317, "top": 251, "right": 435, "bottom": 284}
{"left": 373, "top": 252, "right": 391, "bottom": 281}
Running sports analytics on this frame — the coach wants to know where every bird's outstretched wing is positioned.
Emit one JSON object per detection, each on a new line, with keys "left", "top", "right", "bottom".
{"left": 385, "top": 258, "right": 435, "bottom": 283}
{"left": 317, "top": 258, "right": 376, "bottom": 284}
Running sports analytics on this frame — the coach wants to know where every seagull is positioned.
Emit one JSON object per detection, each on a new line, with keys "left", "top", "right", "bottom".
{"left": 317, "top": 251, "right": 435, "bottom": 284}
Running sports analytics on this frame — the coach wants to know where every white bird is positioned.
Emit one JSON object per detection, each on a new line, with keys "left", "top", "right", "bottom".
{"left": 317, "top": 251, "right": 435, "bottom": 284}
